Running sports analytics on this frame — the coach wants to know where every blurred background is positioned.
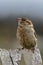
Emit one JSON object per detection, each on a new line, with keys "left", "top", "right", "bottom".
{"left": 0, "top": 0, "right": 43, "bottom": 64}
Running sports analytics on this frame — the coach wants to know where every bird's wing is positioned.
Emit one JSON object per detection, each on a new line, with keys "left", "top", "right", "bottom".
{"left": 34, "top": 30, "right": 37, "bottom": 38}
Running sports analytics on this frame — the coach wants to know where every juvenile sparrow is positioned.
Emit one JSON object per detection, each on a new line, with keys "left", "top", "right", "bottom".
{"left": 16, "top": 17, "right": 37, "bottom": 51}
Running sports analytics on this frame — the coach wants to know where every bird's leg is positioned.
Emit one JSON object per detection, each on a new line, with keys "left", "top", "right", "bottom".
{"left": 17, "top": 47, "right": 24, "bottom": 51}
{"left": 22, "top": 47, "right": 24, "bottom": 50}
{"left": 31, "top": 47, "right": 35, "bottom": 53}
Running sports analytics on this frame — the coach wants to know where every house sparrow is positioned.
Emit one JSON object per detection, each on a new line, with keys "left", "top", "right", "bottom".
{"left": 16, "top": 17, "right": 37, "bottom": 51}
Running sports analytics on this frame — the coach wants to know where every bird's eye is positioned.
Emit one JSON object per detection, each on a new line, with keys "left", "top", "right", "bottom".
{"left": 26, "top": 21, "right": 31, "bottom": 25}
{"left": 22, "top": 18, "right": 26, "bottom": 21}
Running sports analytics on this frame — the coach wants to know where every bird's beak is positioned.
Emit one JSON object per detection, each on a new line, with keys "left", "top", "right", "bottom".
{"left": 17, "top": 18, "right": 21, "bottom": 22}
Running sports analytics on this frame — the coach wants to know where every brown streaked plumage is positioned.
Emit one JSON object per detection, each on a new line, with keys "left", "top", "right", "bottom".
{"left": 16, "top": 17, "right": 37, "bottom": 51}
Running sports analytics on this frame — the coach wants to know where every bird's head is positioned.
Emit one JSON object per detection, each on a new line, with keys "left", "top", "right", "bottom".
{"left": 17, "top": 17, "right": 33, "bottom": 28}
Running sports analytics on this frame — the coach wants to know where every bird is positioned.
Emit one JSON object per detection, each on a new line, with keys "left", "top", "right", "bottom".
{"left": 16, "top": 17, "right": 37, "bottom": 52}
